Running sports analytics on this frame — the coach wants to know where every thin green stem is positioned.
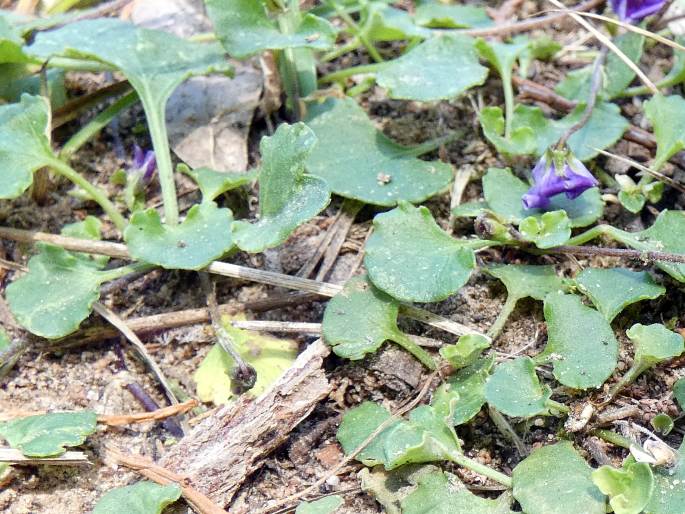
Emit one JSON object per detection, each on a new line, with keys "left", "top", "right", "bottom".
{"left": 607, "top": 361, "right": 649, "bottom": 401}
{"left": 47, "top": 158, "right": 126, "bottom": 231}
{"left": 620, "top": 73, "right": 685, "bottom": 97}
{"left": 322, "top": 38, "right": 361, "bottom": 62}
{"left": 318, "top": 62, "right": 385, "bottom": 84}
{"left": 140, "top": 94, "right": 179, "bottom": 225}
{"left": 32, "top": 56, "right": 114, "bottom": 73}
{"left": 592, "top": 429, "right": 634, "bottom": 449}
{"left": 546, "top": 399, "right": 571, "bottom": 414}
{"left": 563, "top": 224, "right": 612, "bottom": 246}
{"left": 502, "top": 72, "right": 515, "bottom": 140}
{"left": 326, "top": 0, "right": 383, "bottom": 62}
{"left": 487, "top": 295, "right": 518, "bottom": 340}
{"left": 447, "top": 450, "right": 513, "bottom": 487}
{"left": 60, "top": 91, "right": 139, "bottom": 161}
{"left": 393, "top": 332, "right": 437, "bottom": 370}
{"left": 100, "top": 262, "right": 154, "bottom": 282}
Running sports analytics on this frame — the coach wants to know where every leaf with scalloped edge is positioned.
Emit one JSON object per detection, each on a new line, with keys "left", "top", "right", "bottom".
{"left": 6, "top": 244, "right": 130, "bottom": 338}
{"left": 0, "top": 411, "right": 96, "bottom": 457}
{"left": 233, "top": 123, "right": 330, "bottom": 253}
{"left": 125, "top": 201, "right": 233, "bottom": 270}
{"left": 322, "top": 275, "right": 435, "bottom": 369}
{"left": 401, "top": 470, "right": 514, "bottom": 514}
{"left": 591, "top": 460, "right": 653, "bottom": 514}
{"left": 485, "top": 357, "right": 552, "bottom": 418}
{"left": 539, "top": 292, "right": 618, "bottom": 389}
{"left": 93, "top": 481, "right": 181, "bottom": 514}
{"left": 575, "top": 268, "right": 665, "bottom": 322}
{"left": 513, "top": 442, "right": 606, "bottom": 514}
{"left": 439, "top": 334, "right": 490, "bottom": 370}
{"left": 365, "top": 202, "right": 477, "bottom": 303}
{"left": 0, "top": 94, "right": 54, "bottom": 199}
{"left": 375, "top": 34, "right": 488, "bottom": 101}
{"left": 441, "top": 356, "right": 494, "bottom": 426}
{"left": 306, "top": 97, "right": 453, "bottom": 206}
{"left": 519, "top": 210, "right": 571, "bottom": 249}
{"left": 643, "top": 95, "right": 685, "bottom": 170}
{"left": 206, "top": 0, "right": 336, "bottom": 59}
{"left": 178, "top": 164, "right": 257, "bottom": 202}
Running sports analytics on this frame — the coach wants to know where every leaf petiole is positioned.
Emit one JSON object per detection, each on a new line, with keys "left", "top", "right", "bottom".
{"left": 446, "top": 449, "right": 513, "bottom": 487}
{"left": 46, "top": 158, "right": 126, "bottom": 231}
{"left": 392, "top": 331, "right": 437, "bottom": 370}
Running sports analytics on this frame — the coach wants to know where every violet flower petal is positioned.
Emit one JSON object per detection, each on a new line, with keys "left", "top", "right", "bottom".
{"left": 611, "top": 0, "right": 665, "bottom": 22}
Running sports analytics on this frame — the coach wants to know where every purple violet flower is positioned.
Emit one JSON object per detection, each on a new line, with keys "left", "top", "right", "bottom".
{"left": 130, "top": 145, "right": 156, "bottom": 184}
{"left": 611, "top": 0, "right": 665, "bottom": 23}
{"left": 522, "top": 148, "right": 599, "bottom": 210}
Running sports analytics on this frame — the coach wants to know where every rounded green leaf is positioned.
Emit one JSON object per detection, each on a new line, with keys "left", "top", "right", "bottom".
{"left": 575, "top": 268, "right": 665, "bottom": 322}
{"left": 627, "top": 323, "right": 684, "bottom": 364}
{"left": 479, "top": 106, "right": 536, "bottom": 156}
{"left": 0, "top": 411, "right": 97, "bottom": 457}
{"left": 365, "top": 202, "right": 475, "bottom": 302}
{"left": 439, "top": 334, "right": 490, "bottom": 369}
{"left": 540, "top": 292, "right": 618, "bottom": 389}
{"left": 401, "top": 471, "right": 514, "bottom": 514}
{"left": 443, "top": 356, "right": 494, "bottom": 426}
{"left": 6, "top": 244, "right": 112, "bottom": 338}
{"left": 512, "top": 442, "right": 606, "bottom": 514}
{"left": 415, "top": 2, "right": 493, "bottom": 28}
{"left": 673, "top": 378, "right": 685, "bottom": 411}
{"left": 628, "top": 211, "right": 685, "bottom": 282}
{"left": 178, "top": 164, "right": 257, "bottom": 202}
{"left": 93, "top": 481, "right": 181, "bottom": 514}
{"left": 376, "top": 34, "right": 488, "bottom": 101}
{"left": 485, "top": 357, "right": 551, "bottom": 418}
{"left": 486, "top": 264, "right": 564, "bottom": 302}
{"left": 519, "top": 210, "right": 571, "bottom": 249}
{"left": 206, "top": 0, "right": 336, "bottom": 58}
{"left": 644, "top": 95, "right": 685, "bottom": 170}
{"left": 361, "top": 2, "right": 431, "bottom": 42}
{"left": 125, "top": 202, "right": 234, "bottom": 270}
{"left": 233, "top": 123, "right": 330, "bottom": 253}
{"left": 592, "top": 461, "right": 653, "bottom": 514}
{"left": 306, "top": 97, "right": 453, "bottom": 206}
{"left": 651, "top": 413, "right": 674, "bottom": 435}
{"left": 322, "top": 275, "right": 435, "bottom": 368}
{"left": 0, "top": 94, "right": 54, "bottom": 199}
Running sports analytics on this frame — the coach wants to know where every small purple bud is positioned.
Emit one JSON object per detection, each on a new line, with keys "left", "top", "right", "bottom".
{"left": 522, "top": 148, "right": 599, "bottom": 210}
{"left": 611, "top": 0, "right": 665, "bottom": 22}
{"left": 129, "top": 144, "right": 156, "bottom": 184}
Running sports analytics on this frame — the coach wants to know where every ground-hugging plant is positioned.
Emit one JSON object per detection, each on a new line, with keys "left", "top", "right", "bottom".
{"left": 3, "top": 0, "right": 685, "bottom": 512}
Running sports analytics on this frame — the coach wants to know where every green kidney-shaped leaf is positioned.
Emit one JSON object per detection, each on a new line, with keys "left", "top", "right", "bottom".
{"left": 206, "top": 0, "right": 336, "bottom": 58}
{"left": 540, "top": 292, "right": 618, "bottom": 389}
{"left": 401, "top": 471, "right": 514, "bottom": 514}
{"left": 485, "top": 357, "right": 551, "bottom": 418}
{"left": 361, "top": 2, "right": 431, "bottom": 42}
{"left": 6, "top": 244, "right": 124, "bottom": 338}
{"left": 93, "top": 481, "right": 181, "bottom": 514}
{"left": 322, "top": 275, "right": 435, "bottom": 368}
{"left": 467, "top": 167, "right": 603, "bottom": 227}
{"left": 336, "top": 400, "right": 461, "bottom": 470}
{"left": 0, "top": 94, "right": 54, "bottom": 199}
{"left": 512, "top": 442, "right": 606, "bottom": 514}
{"left": 233, "top": 123, "right": 330, "bottom": 253}
{"left": 306, "top": 97, "right": 453, "bottom": 206}
{"left": 295, "top": 495, "right": 343, "bottom": 514}
{"left": 375, "top": 34, "right": 488, "bottom": 101}
{"left": 443, "top": 356, "right": 494, "bottom": 426}
{"left": 627, "top": 323, "right": 684, "bottom": 366}
{"left": 0, "top": 411, "right": 97, "bottom": 457}
{"left": 486, "top": 264, "right": 564, "bottom": 302}
{"left": 365, "top": 202, "right": 476, "bottom": 302}
{"left": 414, "top": 1, "right": 493, "bottom": 28}
{"left": 439, "top": 334, "right": 490, "bottom": 369}
{"left": 575, "top": 268, "right": 666, "bottom": 322}
{"left": 651, "top": 413, "right": 674, "bottom": 435}
{"left": 178, "top": 164, "right": 257, "bottom": 202}
{"left": 592, "top": 461, "right": 654, "bottom": 514}
{"left": 519, "top": 210, "right": 571, "bottom": 249}
{"left": 478, "top": 106, "right": 536, "bottom": 156}
{"left": 513, "top": 102, "right": 628, "bottom": 161}
{"left": 125, "top": 202, "right": 233, "bottom": 270}
{"left": 644, "top": 95, "right": 685, "bottom": 171}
